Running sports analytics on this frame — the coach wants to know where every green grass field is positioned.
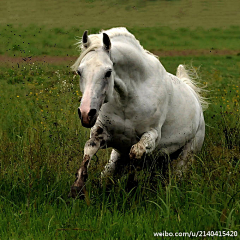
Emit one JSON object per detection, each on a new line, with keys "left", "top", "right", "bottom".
{"left": 1, "top": 0, "right": 240, "bottom": 239}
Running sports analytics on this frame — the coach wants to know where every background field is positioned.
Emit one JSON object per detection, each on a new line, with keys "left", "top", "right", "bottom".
{"left": 0, "top": 0, "right": 240, "bottom": 239}
{"left": 1, "top": 0, "right": 240, "bottom": 29}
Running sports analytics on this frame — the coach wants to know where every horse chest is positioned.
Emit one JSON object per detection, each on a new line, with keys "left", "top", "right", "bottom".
{"left": 98, "top": 108, "right": 149, "bottom": 150}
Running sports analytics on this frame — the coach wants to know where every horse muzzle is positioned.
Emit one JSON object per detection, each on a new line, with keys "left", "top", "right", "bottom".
{"left": 78, "top": 107, "right": 98, "bottom": 128}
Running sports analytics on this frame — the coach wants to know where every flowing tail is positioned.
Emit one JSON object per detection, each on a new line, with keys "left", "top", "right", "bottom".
{"left": 176, "top": 64, "right": 208, "bottom": 111}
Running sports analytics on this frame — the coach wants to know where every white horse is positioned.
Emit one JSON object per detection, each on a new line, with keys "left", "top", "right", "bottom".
{"left": 69, "top": 27, "right": 207, "bottom": 198}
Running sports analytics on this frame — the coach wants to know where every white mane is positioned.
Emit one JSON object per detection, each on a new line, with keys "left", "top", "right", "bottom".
{"left": 71, "top": 27, "right": 158, "bottom": 71}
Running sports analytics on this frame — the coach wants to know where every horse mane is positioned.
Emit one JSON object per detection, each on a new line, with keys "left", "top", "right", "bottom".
{"left": 71, "top": 27, "right": 158, "bottom": 71}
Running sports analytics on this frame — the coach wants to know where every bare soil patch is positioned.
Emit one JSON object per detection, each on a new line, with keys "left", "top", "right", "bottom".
{"left": 154, "top": 49, "right": 240, "bottom": 57}
{"left": 0, "top": 49, "right": 239, "bottom": 66}
{"left": 0, "top": 55, "right": 77, "bottom": 66}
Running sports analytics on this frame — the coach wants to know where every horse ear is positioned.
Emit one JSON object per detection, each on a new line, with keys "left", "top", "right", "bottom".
{"left": 82, "top": 30, "right": 90, "bottom": 48}
{"left": 103, "top": 33, "right": 111, "bottom": 51}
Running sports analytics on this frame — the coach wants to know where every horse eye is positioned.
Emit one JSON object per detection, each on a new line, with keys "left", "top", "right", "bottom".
{"left": 77, "top": 70, "right": 81, "bottom": 77}
{"left": 105, "top": 70, "right": 112, "bottom": 78}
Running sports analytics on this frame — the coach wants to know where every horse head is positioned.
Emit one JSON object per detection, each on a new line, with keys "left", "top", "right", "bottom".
{"left": 77, "top": 31, "right": 113, "bottom": 128}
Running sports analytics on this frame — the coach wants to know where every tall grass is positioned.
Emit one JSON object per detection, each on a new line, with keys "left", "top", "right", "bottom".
{"left": 1, "top": 0, "right": 240, "bottom": 237}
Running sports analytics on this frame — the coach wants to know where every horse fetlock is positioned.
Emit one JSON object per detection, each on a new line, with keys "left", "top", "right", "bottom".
{"left": 171, "top": 158, "right": 190, "bottom": 180}
{"left": 69, "top": 177, "right": 86, "bottom": 198}
{"left": 69, "top": 185, "right": 86, "bottom": 199}
{"left": 69, "top": 157, "right": 90, "bottom": 198}
{"left": 77, "top": 166, "right": 88, "bottom": 184}
{"left": 129, "top": 142, "right": 146, "bottom": 160}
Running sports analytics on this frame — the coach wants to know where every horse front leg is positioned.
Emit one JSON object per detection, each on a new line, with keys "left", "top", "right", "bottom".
{"left": 129, "top": 128, "right": 158, "bottom": 160}
{"left": 69, "top": 125, "right": 109, "bottom": 198}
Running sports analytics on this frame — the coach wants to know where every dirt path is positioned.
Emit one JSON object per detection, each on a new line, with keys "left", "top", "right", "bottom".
{"left": 0, "top": 56, "right": 77, "bottom": 66}
{"left": 0, "top": 49, "right": 239, "bottom": 66}
{"left": 153, "top": 49, "right": 240, "bottom": 57}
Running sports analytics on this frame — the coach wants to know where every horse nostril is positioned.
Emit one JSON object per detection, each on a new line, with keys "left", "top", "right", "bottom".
{"left": 78, "top": 108, "right": 82, "bottom": 119}
{"left": 88, "top": 109, "right": 97, "bottom": 119}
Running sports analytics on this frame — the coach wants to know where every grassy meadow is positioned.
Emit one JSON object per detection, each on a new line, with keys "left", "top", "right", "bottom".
{"left": 1, "top": 0, "right": 240, "bottom": 239}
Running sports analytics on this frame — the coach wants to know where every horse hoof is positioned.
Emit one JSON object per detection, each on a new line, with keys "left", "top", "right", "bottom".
{"left": 68, "top": 186, "right": 85, "bottom": 199}
{"left": 129, "top": 142, "right": 146, "bottom": 160}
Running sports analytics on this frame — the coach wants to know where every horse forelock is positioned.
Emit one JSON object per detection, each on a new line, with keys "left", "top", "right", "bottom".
{"left": 71, "top": 27, "right": 158, "bottom": 71}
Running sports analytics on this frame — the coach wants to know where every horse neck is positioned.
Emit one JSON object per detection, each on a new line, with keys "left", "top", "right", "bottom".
{"left": 112, "top": 40, "right": 148, "bottom": 78}
{"left": 111, "top": 40, "right": 167, "bottom": 103}
{"left": 111, "top": 41, "right": 149, "bottom": 95}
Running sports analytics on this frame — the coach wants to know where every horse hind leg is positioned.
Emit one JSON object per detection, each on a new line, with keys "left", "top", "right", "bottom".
{"left": 171, "top": 139, "right": 196, "bottom": 179}
{"left": 171, "top": 113, "right": 205, "bottom": 179}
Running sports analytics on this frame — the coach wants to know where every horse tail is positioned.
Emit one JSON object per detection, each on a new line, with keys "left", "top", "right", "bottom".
{"left": 176, "top": 64, "right": 208, "bottom": 111}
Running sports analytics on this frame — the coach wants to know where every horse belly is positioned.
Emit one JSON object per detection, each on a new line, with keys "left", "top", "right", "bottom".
{"left": 158, "top": 110, "right": 203, "bottom": 154}
{"left": 110, "top": 133, "right": 136, "bottom": 153}
{"left": 157, "top": 132, "right": 193, "bottom": 154}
